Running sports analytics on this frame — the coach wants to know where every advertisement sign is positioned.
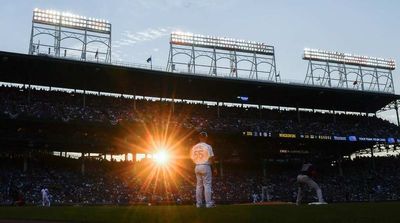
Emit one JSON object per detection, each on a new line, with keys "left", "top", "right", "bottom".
{"left": 333, "top": 136, "right": 347, "bottom": 141}
{"left": 348, "top": 136, "right": 357, "bottom": 142}
{"left": 387, "top": 138, "right": 395, "bottom": 144}
{"left": 242, "top": 131, "right": 398, "bottom": 144}
{"left": 279, "top": 133, "right": 296, "bottom": 138}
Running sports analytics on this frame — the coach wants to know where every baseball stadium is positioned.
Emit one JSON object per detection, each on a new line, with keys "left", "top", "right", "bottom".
{"left": 1, "top": 2, "right": 400, "bottom": 223}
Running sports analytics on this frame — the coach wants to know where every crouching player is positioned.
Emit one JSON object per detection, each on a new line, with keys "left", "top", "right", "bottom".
{"left": 296, "top": 161, "right": 327, "bottom": 205}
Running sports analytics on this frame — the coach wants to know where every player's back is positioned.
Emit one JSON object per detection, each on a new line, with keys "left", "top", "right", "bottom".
{"left": 190, "top": 142, "right": 213, "bottom": 165}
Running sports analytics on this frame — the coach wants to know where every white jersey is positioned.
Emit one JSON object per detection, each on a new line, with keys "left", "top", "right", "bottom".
{"left": 41, "top": 188, "right": 49, "bottom": 198}
{"left": 190, "top": 142, "right": 214, "bottom": 165}
{"left": 41, "top": 188, "right": 51, "bottom": 207}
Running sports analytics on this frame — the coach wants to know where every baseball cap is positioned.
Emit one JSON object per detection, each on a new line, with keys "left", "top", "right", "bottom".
{"left": 199, "top": 131, "right": 208, "bottom": 138}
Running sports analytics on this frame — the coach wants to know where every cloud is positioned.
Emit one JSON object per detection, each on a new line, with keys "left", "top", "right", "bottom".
{"left": 111, "top": 49, "right": 123, "bottom": 61}
{"left": 134, "top": 0, "right": 217, "bottom": 10}
{"left": 113, "top": 27, "right": 177, "bottom": 48}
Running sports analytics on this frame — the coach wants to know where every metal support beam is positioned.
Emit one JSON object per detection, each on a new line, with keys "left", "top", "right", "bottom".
{"left": 133, "top": 95, "right": 137, "bottom": 111}
{"left": 29, "top": 9, "right": 111, "bottom": 63}
{"left": 234, "top": 51, "right": 238, "bottom": 78}
{"left": 217, "top": 102, "right": 220, "bottom": 118}
{"left": 254, "top": 52, "right": 258, "bottom": 80}
{"left": 343, "top": 63, "right": 349, "bottom": 88}
{"left": 326, "top": 61, "right": 332, "bottom": 87}
{"left": 191, "top": 45, "right": 196, "bottom": 74}
{"left": 375, "top": 68, "right": 380, "bottom": 91}
{"left": 172, "top": 97, "right": 175, "bottom": 114}
{"left": 167, "top": 33, "right": 277, "bottom": 81}
{"left": 83, "top": 90, "right": 86, "bottom": 108}
{"left": 272, "top": 47, "right": 278, "bottom": 81}
{"left": 395, "top": 101, "right": 400, "bottom": 126}
{"left": 303, "top": 51, "right": 395, "bottom": 94}
{"left": 296, "top": 107, "right": 301, "bottom": 123}
{"left": 332, "top": 109, "right": 336, "bottom": 123}
{"left": 81, "top": 152, "right": 85, "bottom": 176}
{"left": 213, "top": 48, "right": 217, "bottom": 76}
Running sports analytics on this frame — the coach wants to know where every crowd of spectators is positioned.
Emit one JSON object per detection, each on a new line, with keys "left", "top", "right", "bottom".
{"left": 1, "top": 155, "right": 399, "bottom": 206}
{"left": 1, "top": 85, "right": 400, "bottom": 205}
{"left": 1, "top": 86, "right": 399, "bottom": 138}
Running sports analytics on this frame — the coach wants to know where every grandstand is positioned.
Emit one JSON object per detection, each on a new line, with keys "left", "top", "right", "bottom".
{"left": 1, "top": 47, "right": 400, "bottom": 205}
{"left": 1, "top": 8, "right": 400, "bottom": 209}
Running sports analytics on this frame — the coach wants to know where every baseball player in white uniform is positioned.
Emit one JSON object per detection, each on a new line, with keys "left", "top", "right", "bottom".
{"left": 296, "top": 162, "right": 326, "bottom": 205}
{"left": 190, "top": 132, "right": 215, "bottom": 208}
{"left": 41, "top": 188, "right": 50, "bottom": 207}
{"left": 252, "top": 193, "right": 259, "bottom": 203}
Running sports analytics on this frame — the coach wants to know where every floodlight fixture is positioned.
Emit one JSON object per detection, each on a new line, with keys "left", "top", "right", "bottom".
{"left": 167, "top": 32, "right": 278, "bottom": 82}
{"left": 29, "top": 8, "right": 112, "bottom": 63}
{"left": 304, "top": 48, "right": 395, "bottom": 70}
{"left": 303, "top": 48, "right": 395, "bottom": 94}
{"left": 33, "top": 8, "right": 111, "bottom": 34}
{"left": 171, "top": 32, "right": 274, "bottom": 55}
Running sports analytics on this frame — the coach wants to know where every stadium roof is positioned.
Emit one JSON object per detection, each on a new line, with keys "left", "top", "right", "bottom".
{"left": 0, "top": 51, "right": 399, "bottom": 113}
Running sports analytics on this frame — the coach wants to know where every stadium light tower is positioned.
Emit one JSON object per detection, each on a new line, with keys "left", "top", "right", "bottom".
{"left": 167, "top": 32, "right": 279, "bottom": 82}
{"left": 303, "top": 48, "right": 395, "bottom": 93}
{"left": 29, "top": 8, "right": 112, "bottom": 63}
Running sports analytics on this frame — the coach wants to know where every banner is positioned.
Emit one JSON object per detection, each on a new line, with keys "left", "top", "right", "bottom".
{"left": 387, "top": 138, "right": 395, "bottom": 144}
{"left": 243, "top": 131, "right": 271, "bottom": 137}
{"left": 242, "top": 131, "right": 398, "bottom": 144}
{"left": 333, "top": 136, "right": 347, "bottom": 141}
{"left": 348, "top": 136, "right": 357, "bottom": 142}
{"left": 279, "top": 133, "right": 296, "bottom": 138}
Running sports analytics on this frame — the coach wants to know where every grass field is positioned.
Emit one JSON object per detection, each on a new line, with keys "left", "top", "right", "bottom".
{"left": 0, "top": 202, "right": 399, "bottom": 223}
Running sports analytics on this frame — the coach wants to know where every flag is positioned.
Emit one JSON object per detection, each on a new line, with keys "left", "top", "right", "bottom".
{"left": 353, "top": 81, "right": 358, "bottom": 85}
{"left": 95, "top": 49, "right": 99, "bottom": 59}
{"left": 146, "top": 57, "right": 152, "bottom": 63}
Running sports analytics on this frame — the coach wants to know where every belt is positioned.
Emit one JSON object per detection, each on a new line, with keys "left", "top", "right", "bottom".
{"left": 196, "top": 164, "right": 210, "bottom": 166}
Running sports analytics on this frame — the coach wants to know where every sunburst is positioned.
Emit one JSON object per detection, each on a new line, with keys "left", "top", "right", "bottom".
{"left": 114, "top": 101, "right": 198, "bottom": 200}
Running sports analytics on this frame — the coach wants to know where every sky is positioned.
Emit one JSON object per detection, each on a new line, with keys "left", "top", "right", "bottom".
{"left": 1, "top": 0, "right": 400, "bottom": 122}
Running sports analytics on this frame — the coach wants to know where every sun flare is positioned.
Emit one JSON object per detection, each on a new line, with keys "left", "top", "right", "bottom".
{"left": 153, "top": 150, "right": 169, "bottom": 165}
